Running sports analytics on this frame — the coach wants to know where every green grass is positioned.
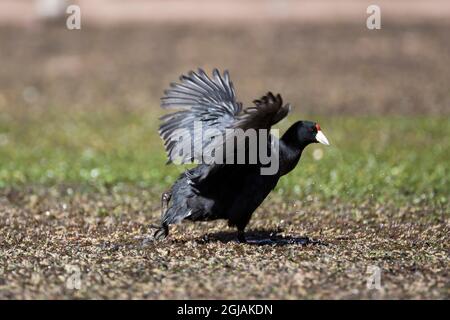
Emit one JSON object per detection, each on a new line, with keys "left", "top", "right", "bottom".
{"left": 0, "top": 109, "right": 448, "bottom": 206}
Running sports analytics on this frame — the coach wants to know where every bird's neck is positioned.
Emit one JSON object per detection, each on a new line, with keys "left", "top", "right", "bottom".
{"left": 278, "top": 125, "right": 309, "bottom": 176}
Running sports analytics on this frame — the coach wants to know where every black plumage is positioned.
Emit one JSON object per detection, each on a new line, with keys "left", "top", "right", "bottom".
{"left": 153, "top": 68, "right": 329, "bottom": 242}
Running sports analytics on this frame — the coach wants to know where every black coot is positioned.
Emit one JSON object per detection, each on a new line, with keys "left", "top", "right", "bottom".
{"left": 153, "top": 69, "right": 329, "bottom": 242}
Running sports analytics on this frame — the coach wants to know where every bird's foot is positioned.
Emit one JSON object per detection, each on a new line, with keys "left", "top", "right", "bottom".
{"left": 153, "top": 224, "right": 169, "bottom": 241}
{"left": 141, "top": 224, "right": 169, "bottom": 246}
{"left": 237, "top": 230, "right": 246, "bottom": 243}
{"left": 141, "top": 236, "right": 153, "bottom": 247}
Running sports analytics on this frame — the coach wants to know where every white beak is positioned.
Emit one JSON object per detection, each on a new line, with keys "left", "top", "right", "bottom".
{"left": 315, "top": 130, "right": 330, "bottom": 145}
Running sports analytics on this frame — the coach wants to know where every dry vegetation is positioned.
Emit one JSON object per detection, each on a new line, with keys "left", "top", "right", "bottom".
{"left": 1, "top": 186, "right": 448, "bottom": 299}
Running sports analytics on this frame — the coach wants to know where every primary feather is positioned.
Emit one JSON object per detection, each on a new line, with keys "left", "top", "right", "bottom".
{"left": 159, "top": 68, "right": 290, "bottom": 164}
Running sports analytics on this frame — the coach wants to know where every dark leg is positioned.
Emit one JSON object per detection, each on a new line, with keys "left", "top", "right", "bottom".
{"left": 154, "top": 190, "right": 172, "bottom": 240}
{"left": 143, "top": 191, "right": 172, "bottom": 244}
{"left": 161, "top": 190, "right": 172, "bottom": 218}
{"left": 237, "top": 229, "right": 246, "bottom": 243}
{"left": 153, "top": 223, "right": 169, "bottom": 240}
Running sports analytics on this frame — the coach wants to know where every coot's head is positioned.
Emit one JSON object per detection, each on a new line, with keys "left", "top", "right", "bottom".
{"left": 296, "top": 121, "right": 330, "bottom": 146}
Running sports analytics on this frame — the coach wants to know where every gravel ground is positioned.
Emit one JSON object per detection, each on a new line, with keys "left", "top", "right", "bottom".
{"left": 0, "top": 187, "right": 448, "bottom": 299}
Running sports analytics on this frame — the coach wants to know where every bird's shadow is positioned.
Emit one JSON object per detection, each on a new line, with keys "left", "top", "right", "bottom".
{"left": 197, "top": 229, "right": 327, "bottom": 246}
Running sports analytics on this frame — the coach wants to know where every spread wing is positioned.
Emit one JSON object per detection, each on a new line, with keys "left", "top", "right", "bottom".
{"left": 234, "top": 92, "right": 291, "bottom": 131}
{"left": 159, "top": 68, "right": 291, "bottom": 165}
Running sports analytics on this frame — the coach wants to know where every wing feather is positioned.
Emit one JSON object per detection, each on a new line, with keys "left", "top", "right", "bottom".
{"left": 158, "top": 69, "right": 291, "bottom": 167}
